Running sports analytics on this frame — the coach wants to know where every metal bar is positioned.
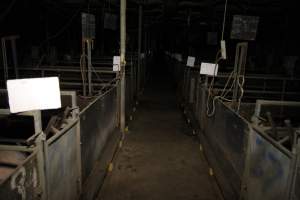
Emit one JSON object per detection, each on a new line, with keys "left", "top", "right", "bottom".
{"left": 1, "top": 38, "right": 8, "bottom": 82}
{"left": 232, "top": 42, "right": 248, "bottom": 105}
{"left": 120, "top": 0, "right": 126, "bottom": 132}
{"left": 211, "top": 88, "right": 299, "bottom": 96}
{"left": 11, "top": 38, "right": 19, "bottom": 78}
{"left": 82, "top": 42, "right": 87, "bottom": 97}
{"left": 87, "top": 40, "right": 92, "bottom": 96}
{"left": 0, "top": 144, "right": 34, "bottom": 152}
{"left": 76, "top": 120, "right": 82, "bottom": 195}
{"left": 255, "top": 100, "right": 300, "bottom": 107}
{"left": 36, "top": 133, "right": 47, "bottom": 200}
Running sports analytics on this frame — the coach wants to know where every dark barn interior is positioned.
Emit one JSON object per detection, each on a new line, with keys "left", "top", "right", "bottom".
{"left": 1, "top": 0, "right": 300, "bottom": 200}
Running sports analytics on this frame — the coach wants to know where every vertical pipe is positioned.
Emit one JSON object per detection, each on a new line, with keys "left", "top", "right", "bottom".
{"left": 1, "top": 39, "right": 8, "bottom": 82}
{"left": 137, "top": 5, "right": 142, "bottom": 94}
{"left": 36, "top": 133, "right": 47, "bottom": 200}
{"left": 82, "top": 41, "right": 87, "bottom": 96}
{"left": 87, "top": 40, "right": 92, "bottom": 96}
{"left": 11, "top": 39, "right": 19, "bottom": 78}
{"left": 232, "top": 45, "right": 240, "bottom": 104}
{"left": 120, "top": 0, "right": 126, "bottom": 131}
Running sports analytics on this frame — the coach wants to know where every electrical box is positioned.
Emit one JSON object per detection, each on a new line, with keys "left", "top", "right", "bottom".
{"left": 82, "top": 13, "right": 96, "bottom": 40}
{"left": 231, "top": 15, "right": 259, "bottom": 41}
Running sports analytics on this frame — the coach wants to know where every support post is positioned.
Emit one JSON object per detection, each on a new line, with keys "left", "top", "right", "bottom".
{"left": 137, "top": 5, "right": 143, "bottom": 93}
{"left": 1, "top": 38, "right": 8, "bottom": 82}
{"left": 120, "top": 0, "right": 126, "bottom": 132}
{"left": 87, "top": 40, "right": 92, "bottom": 96}
{"left": 11, "top": 39, "right": 19, "bottom": 78}
{"left": 232, "top": 42, "right": 248, "bottom": 111}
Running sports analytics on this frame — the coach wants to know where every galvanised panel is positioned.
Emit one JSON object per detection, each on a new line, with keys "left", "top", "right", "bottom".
{"left": 46, "top": 122, "right": 80, "bottom": 200}
{"left": 204, "top": 100, "right": 249, "bottom": 199}
{"left": 246, "top": 129, "right": 292, "bottom": 200}
{"left": 80, "top": 87, "right": 117, "bottom": 182}
{"left": 0, "top": 151, "right": 41, "bottom": 200}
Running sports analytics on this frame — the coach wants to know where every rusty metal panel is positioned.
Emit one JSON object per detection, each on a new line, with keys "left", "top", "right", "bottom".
{"left": 0, "top": 151, "right": 41, "bottom": 200}
{"left": 46, "top": 122, "right": 80, "bottom": 200}
{"left": 246, "top": 129, "right": 292, "bottom": 200}
{"left": 80, "top": 87, "right": 117, "bottom": 182}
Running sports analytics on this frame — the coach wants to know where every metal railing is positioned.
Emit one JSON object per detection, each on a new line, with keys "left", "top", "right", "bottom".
{"left": 166, "top": 55, "right": 300, "bottom": 200}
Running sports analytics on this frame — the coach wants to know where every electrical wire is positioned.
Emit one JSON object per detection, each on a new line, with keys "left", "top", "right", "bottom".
{"left": 38, "top": 7, "right": 82, "bottom": 49}
{"left": 221, "top": 0, "right": 228, "bottom": 40}
{"left": 80, "top": 52, "right": 120, "bottom": 95}
{"left": 206, "top": 70, "right": 245, "bottom": 117}
{"left": 80, "top": 53, "right": 87, "bottom": 95}
{"left": 237, "top": 75, "right": 245, "bottom": 111}
{"left": 205, "top": 47, "right": 245, "bottom": 117}
{"left": 206, "top": 52, "right": 223, "bottom": 117}
{"left": 0, "top": 0, "right": 17, "bottom": 22}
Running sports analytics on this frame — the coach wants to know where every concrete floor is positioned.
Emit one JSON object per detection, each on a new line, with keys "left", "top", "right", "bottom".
{"left": 98, "top": 75, "right": 223, "bottom": 200}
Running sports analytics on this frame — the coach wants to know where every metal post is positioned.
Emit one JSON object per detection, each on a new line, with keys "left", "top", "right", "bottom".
{"left": 1, "top": 38, "right": 8, "bottom": 82}
{"left": 82, "top": 41, "right": 87, "bottom": 96}
{"left": 11, "top": 39, "right": 19, "bottom": 78}
{"left": 232, "top": 42, "right": 248, "bottom": 110}
{"left": 137, "top": 5, "right": 143, "bottom": 93}
{"left": 36, "top": 133, "right": 47, "bottom": 200}
{"left": 120, "top": 0, "right": 126, "bottom": 132}
{"left": 87, "top": 40, "right": 92, "bottom": 96}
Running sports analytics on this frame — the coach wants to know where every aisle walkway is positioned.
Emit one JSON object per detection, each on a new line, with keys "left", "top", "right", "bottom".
{"left": 98, "top": 76, "right": 222, "bottom": 200}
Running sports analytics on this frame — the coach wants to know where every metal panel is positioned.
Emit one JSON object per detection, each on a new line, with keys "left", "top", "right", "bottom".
{"left": 245, "top": 129, "right": 292, "bottom": 200}
{"left": 203, "top": 99, "right": 249, "bottom": 199}
{"left": 170, "top": 56, "right": 300, "bottom": 200}
{"left": 80, "top": 87, "right": 117, "bottom": 182}
{"left": 46, "top": 121, "right": 81, "bottom": 200}
{"left": 294, "top": 164, "right": 300, "bottom": 199}
{"left": 0, "top": 151, "right": 41, "bottom": 200}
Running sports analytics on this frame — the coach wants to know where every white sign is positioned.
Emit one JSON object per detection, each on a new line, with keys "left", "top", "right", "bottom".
{"left": 187, "top": 56, "right": 195, "bottom": 67}
{"left": 200, "top": 62, "right": 219, "bottom": 76}
{"left": 7, "top": 77, "right": 61, "bottom": 113}
{"left": 176, "top": 54, "right": 182, "bottom": 62}
{"left": 113, "top": 56, "right": 120, "bottom": 72}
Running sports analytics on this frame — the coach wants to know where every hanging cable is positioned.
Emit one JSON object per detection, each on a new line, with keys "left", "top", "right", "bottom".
{"left": 0, "top": 0, "right": 17, "bottom": 22}
{"left": 221, "top": 0, "right": 228, "bottom": 40}
{"left": 38, "top": 7, "right": 82, "bottom": 49}
{"left": 80, "top": 53, "right": 87, "bottom": 95}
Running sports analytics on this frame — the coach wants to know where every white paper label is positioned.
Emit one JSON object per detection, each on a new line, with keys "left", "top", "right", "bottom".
{"left": 187, "top": 56, "right": 195, "bottom": 67}
{"left": 200, "top": 62, "right": 219, "bottom": 76}
{"left": 113, "top": 56, "right": 120, "bottom": 71}
{"left": 176, "top": 54, "right": 182, "bottom": 62}
{"left": 7, "top": 77, "right": 61, "bottom": 113}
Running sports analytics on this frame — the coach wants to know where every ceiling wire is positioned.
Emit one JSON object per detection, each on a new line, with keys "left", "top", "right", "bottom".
{"left": 0, "top": 0, "right": 17, "bottom": 22}
{"left": 38, "top": 7, "right": 82, "bottom": 49}
{"left": 221, "top": 0, "right": 228, "bottom": 40}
